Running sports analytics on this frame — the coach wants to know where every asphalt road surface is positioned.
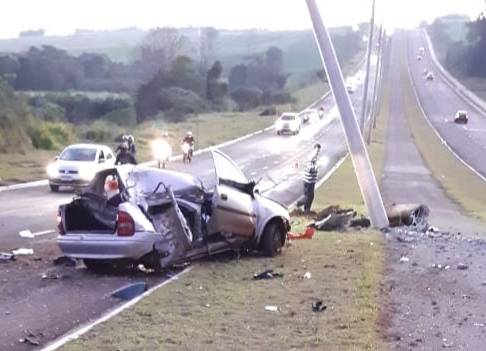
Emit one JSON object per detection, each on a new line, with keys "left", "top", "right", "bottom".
{"left": 381, "top": 32, "right": 486, "bottom": 351}
{"left": 0, "top": 59, "right": 376, "bottom": 350}
{"left": 408, "top": 29, "right": 486, "bottom": 178}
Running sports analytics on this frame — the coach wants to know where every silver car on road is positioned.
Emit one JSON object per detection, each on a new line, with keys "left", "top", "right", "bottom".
{"left": 57, "top": 150, "right": 290, "bottom": 272}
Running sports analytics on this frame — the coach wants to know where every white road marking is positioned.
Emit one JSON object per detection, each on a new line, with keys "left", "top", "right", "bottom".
{"left": 19, "top": 229, "right": 55, "bottom": 238}
{"left": 40, "top": 268, "right": 191, "bottom": 351}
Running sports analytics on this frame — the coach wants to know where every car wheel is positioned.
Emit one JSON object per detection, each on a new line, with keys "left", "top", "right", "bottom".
{"left": 261, "top": 221, "right": 285, "bottom": 257}
{"left": 49, "top": 184, "right": 59, "bottom": 192}
{"left": 277, "top": 131, "right": 281, "bottom": 135}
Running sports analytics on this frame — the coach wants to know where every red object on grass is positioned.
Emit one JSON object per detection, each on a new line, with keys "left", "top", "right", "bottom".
{"left": 287, "top": 226, "right": 315, "bottom": 240}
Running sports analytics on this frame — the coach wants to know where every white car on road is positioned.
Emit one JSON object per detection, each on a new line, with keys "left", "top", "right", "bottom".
{"left": 47, "top": 144, "right": 116, "bottom": 192}
{"left": 276, "top": 113, "right": 301, "bottom": 135}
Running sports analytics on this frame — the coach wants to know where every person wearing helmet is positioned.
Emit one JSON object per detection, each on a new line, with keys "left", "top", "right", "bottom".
{"left": 182, "top": 131, "right": 195, "bottom": 146}
{"left": 127, "top": 135, "right": 136, "bottom": 156}
{"left": 115, "top": 135, "right": 129, "bottom": 154}
{"left": 115, "top": 142, "right": 137, "bottom": 165}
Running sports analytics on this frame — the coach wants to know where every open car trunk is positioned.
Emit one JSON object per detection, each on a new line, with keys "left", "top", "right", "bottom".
{"left": 62, "top": 196, "right": 118, "bottom": 233}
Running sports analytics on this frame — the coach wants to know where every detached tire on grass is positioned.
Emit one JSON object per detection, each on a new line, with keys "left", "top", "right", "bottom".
{"left": 261, "top": 221, "right": 285, "bottom": 257}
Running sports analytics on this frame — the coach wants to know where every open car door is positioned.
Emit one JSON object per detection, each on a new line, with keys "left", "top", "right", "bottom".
{"left": 209, "top": 149, "right": 256, "bottom": 237}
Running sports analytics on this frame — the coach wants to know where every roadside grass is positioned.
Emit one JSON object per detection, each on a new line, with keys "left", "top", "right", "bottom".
{"left": 401, "top": 64, "right": 486, "bottom": 223}
{"left": 59, "top": 52, "right": 390, "bottom": 351}
{"left": 61, "top": 231, "right": 383, "bottom": 351}
{"left": 0, "top": 112, "right": 275, "bottom": 185}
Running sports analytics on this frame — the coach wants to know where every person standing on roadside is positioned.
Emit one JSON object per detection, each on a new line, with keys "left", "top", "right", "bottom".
{"left": 298, "top": 144, "right": 321, "bottom": 213}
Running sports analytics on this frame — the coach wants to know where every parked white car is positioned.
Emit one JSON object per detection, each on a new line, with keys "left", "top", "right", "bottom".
{"left": 275, "top": 113, "right": 301, "bottom": 135}
{"left": 46, "top": 144, "right": 116, "bottom": 192}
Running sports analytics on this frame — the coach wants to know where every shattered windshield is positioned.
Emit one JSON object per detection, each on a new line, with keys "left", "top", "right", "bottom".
{"left": 60, "top": 148, "right": 97, "bottom": 162}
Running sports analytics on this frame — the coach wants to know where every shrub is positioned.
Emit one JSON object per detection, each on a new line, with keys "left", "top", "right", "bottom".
{"left": 231, "top": 87, "right": 263, "bottom": 111}
{"left": 99, "top": 107, "right": 137, "bottom": 126}
{"left": 28, "top": 121, "right": 73, "bottom": 150}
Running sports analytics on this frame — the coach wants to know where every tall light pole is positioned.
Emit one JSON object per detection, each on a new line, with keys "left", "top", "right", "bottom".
{"left": 366, "top": 25, "right": 383, "bottom": 145}
{"left": 305, "top": 0, "right": 389, "bottom": 229}
{"left": 359, "top": 0, "right": 376, "bottom": 134}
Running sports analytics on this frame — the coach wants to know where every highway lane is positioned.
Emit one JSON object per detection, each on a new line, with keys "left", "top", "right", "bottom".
{"left": 407, "top": 30, "right": 486, "bottom": 177}
{"left": 0, "top": 59, "right": 376, "bottom": 350}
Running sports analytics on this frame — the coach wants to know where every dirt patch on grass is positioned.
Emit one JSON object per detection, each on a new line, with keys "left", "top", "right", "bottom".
{"left": 61, "top": 231, "right": 384, "bottom": 351}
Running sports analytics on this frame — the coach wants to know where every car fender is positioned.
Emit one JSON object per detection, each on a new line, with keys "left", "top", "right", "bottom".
{"left": 119, "top": 202, "right": 156, "bottom": 233}
{"left": 253, "top": 195, "right": 290, "bottom": 244}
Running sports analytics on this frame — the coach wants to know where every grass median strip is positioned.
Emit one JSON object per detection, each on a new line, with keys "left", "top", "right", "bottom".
{"left": 401, "top": 64, "right": 486, "bottom": 223}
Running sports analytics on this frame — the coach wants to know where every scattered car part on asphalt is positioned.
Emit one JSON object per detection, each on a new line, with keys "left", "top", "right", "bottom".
{"left": 303, "top": 271, "right": 312, "bottom": 279}
{"left": 399, "top": 256, "right": 410, "bottom": 263}
{"left": 0, "top": 252, "right": 15, "bottom": 261}
{"left": 457, "top": 263, "right": 469, "bottom": 270}
{"left": 264, "top": 305, "right": 279, "bottom": 312}
{"left": 253, "top": 269, "right": 284, "bottom": 280}
{"left": 41, "top": 272, "right": 61, "bottom": 280}
{"left": 11, "top": 248, "right": 34, "bottom": 256}
{"left": 111, "top": 282, "right": 148, "bottom": 300}
{"left": 312, "top": 300, "right": 327, "bottom": 313}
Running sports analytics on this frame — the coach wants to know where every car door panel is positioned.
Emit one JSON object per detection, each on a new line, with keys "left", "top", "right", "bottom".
{"left": 209, "top": 184, "right": 255, "bottom": 237}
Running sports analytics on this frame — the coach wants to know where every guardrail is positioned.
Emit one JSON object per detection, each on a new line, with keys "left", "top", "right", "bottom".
{"left": 423, "top": 29, "right": 486, "bottom": 116}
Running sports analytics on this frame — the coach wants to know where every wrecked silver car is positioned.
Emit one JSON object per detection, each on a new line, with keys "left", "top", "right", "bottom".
{"left": 57, "top": 150, "right": 290, "bottom": 272}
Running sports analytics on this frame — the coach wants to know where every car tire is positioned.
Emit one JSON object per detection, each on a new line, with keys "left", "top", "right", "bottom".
{"left": 261, "top": 221, "right": 285, "bottom": 257}
{"left": 277, "top": 131, "right": 281, "bottom": 135}
{"left": 49, "top": 184, "right": 59, "bottom": 192}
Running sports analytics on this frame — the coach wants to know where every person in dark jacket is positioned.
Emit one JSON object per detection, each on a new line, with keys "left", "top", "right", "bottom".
{"left": 115, "top": 143, "right": 137, "bottom": 165}
{"left": 127, "top": 135, "right": 136, "bottom": 155}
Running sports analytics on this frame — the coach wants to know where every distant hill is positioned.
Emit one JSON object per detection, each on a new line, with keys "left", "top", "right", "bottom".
{"left": 0, "top": 26, "right": 363, "bottom": 81}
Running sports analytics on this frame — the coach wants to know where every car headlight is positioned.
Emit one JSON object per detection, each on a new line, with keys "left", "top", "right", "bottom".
{"left": 46, "top": 163, "right": 58, "bottom": 178}
{"left": 79, "top": 167, "right": 96, "bottom": 181}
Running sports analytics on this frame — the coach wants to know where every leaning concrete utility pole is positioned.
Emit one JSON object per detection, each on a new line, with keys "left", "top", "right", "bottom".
{"left": 359, "top": 0, "right": 376, "bottom": 134}
{"left": 305, "top": 0, "right": 389, "bottom": 229}
{"left": 366, "top": 25, "right": 383, "bottom": 145}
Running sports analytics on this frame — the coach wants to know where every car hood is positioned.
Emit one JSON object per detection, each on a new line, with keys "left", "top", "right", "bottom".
{"left": 255, "top": 193, "right": 290, "bottom": 220}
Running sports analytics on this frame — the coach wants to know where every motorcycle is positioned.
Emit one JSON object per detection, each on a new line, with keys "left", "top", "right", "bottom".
{"left": 182, "top": 142, "right": 194, "bottom": 164}
{"left": 152, "top": 138, "right": 172, "bottom": 169}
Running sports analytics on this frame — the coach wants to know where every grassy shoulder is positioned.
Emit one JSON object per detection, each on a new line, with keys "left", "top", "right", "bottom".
{"left": 0, "top": 112, "right": 275, "bottom": 185}
{"left": 60, "top": 54, "right": 390, "bottom": 351}
{"left": 401, "top": 64, "right": 486, "bottom": 223}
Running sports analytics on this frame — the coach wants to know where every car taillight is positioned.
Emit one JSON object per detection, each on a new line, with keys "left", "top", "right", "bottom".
{"left": 116, "top": 211, "right": 135, "bottom": 237}
{"left": 57, "top": 210, "right": 65, "bottom": 235}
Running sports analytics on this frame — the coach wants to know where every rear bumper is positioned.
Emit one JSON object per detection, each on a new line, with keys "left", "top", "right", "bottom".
{"left": 57, "top": 231, "right": 158, "bottom": 260}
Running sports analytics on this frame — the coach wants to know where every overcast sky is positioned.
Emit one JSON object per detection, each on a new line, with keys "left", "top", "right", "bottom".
{"left": 1, "top": 0, "right": 484, "bottom": 38}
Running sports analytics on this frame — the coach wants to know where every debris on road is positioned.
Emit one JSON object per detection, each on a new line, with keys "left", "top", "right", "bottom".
{"left": 53, "top": 256, "right": 76, "bottom": 267}
{"left": 11, "top": 248, "right": 34, "bottom": 256}
{"left": 386, "top": 203, "right": 430, "bottom": 227}
{"left": 457, "top": 263, "right": 469, "bottom": 270}
{"left": 41, "top": 272, "right": 61, "bottom": 280}
{"left": 253, "top": 269, "right": 284, "bottom": 280}
{"left": 303, "top": 272, "right": 312, "bottom": 279}
{"left": 264, "top": 305, "right": 279, "bottom": 312}
{"left": 0, "top": 252, "right": 15, "bottom": 262}
{"left": 312, "top": 300, "right": 327, "bottom": 313}
{"left": 287, "top": 227, "right": 315, "bottom": 240}
{"left": 112, "top": 282, "right": 147, "bottom": 300}
{"left": 399, "top": 256, "right": 410, "bottom": 263}
{"left": 19, "top": 336, "right": 40, "bottom": 346}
